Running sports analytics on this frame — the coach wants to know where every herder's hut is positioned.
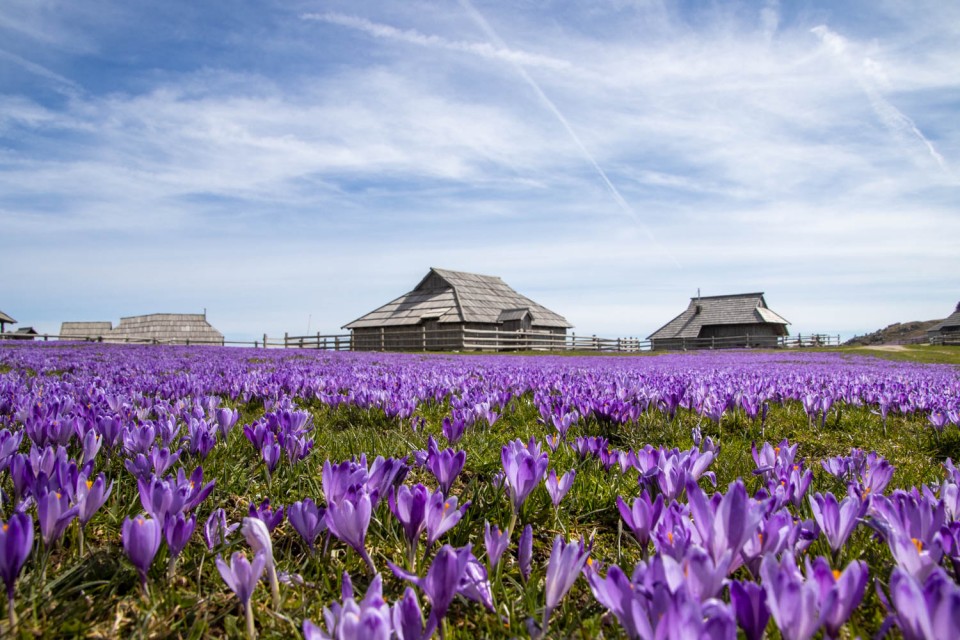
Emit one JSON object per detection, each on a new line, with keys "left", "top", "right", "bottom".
{"left": 9, "top": 327, "right": 39, "bottom": 340}
{"left": 927, "top": 302, "right": 960, "bottom": 344}
{"left": 0, "top": 310, "right": 15, "bottom": 333}
{"left": 60, "top": 314, "right": 223, "bottom": 345}
{"left": 648, "top": 292, "right": 790, "bottom": 350}
{"left": 109, "top": 313, "right": 223, "bottom": 345}
{"left": 343, "top": 267, "right": 573, "bottom": 351}
{"left": 60, "top": 322, "right": 114, "bottom": 340}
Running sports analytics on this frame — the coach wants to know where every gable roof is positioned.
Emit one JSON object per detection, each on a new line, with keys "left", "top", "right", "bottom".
{"left": 928, "top": 302, "right": 960, "bottom": 333}
{"left": 0, "top": 310, "right": 15, "bottom": 325}
{"left": 344, "top": 268, "right": 573, "bottom": 329}
{"left": 648, "top": 292, "right": 789, "bottom": 340}
{"left": 60, "top": 322, "right": 114, "bottom": 339}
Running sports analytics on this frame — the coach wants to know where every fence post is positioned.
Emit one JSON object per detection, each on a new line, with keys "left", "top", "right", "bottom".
{"left": 422, "top": 325, "right": 426, "bottom": 351}
{"left": 335, "top": 336, "right": 340, "bottom": 351}
{"left": 263, "top": 333, "right": 267, "bottom": 348}
{"left": 380, "top": 327, "right": 385, "bottom": 351}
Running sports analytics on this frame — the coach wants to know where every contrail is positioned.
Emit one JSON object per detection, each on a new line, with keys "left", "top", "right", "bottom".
{"left": 457, "top": 0, "right": 679, "bottom": 266}
{"left": 812, "top": 25, "right": 953, "bottom": 179}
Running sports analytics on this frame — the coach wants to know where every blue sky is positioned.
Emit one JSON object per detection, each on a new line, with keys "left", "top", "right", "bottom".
{"left": 2, "top": 0, "right": 957, "bottom": 342}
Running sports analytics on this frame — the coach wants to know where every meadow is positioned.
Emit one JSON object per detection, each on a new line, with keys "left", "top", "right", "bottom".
{"left": 0, "top": 343, "right": 959, "bottom": 639}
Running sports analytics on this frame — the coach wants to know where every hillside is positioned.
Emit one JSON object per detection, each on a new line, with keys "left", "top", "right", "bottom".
{"left": 843, "top": 319, "right": 942, "bottom": 346}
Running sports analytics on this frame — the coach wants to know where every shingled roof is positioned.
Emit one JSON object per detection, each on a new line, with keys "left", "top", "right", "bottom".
{"left": 344, "top": 268, "right": 573, "bottom": 330}
{"left": 60, "top": 321, "right": 114, "bottom": 340}
{"left": 110, "top": 314, "right": 223, "bottom": 343}
{"left": 59, "top": 314, "right": 223, "bottom": 344}
{"left": 928, "top": 302, "right": 960, "bottom": 333}
{"left": 648, "top": 292, "right": 789, "bottom": 340}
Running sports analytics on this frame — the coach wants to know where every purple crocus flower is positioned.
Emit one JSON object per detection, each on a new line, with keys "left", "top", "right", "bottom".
{"left": 164, "top": 512, "right": 196, "bottom": 558}
{"left": 76, "top": 472, "right": 113, "bottom": 527}
{"left": 37, "top": 489, "right": 79, "bottom": 548}
{"left": 248, "top": 498, "right": 284, "bottom": 533}
{"left": 259, "top": 432, "right": 281, "bottom": 474}
{"left": 616, "top": 491, "right": 663, "bottom": 550}
{"left": 662, "top": 544, "right": 730, "bottom": 602}
{"left": 392, "top": 587, "right": 425, "bottom": 640}
{"left": 543, "top": 535, "right": 590, "bottom": 630}
{"left": 809, "top": 492, "right": 861, "bottom": 553}
{"left": 484, "top": 521, "right": 510, "bottom": 570}
{"left": 519, "top": 524, "right": 533, "bottom": 582}
{"left": 217, "top": 551, "right": 266, "bottom": 640}
{"left": 388, "top": 484, "right": 429, "bottom": 564}
{"left": 322, "top": 458, "right": 368, "bottom": 505}
{"left": 890, "top": 566, "right": 960, "bottom": 640}
{"left": 425, "top": 436, "right": 466, "bottom": 496}
{"left": 215, "top": 407, "right": 239, "bottom": 438}
{"left": 326, "top": 489, "right": 376, "bottom": 574}
{"left": 241, "top": 516, "right": 281, "bottom": 611}
{"left": 441, "top": 415, "right": 466, "bottom": 444}
{"left": 806, "top": 557, "right": 867, "bottom": 638}
{"left": 390, "top": 543, "right": 473, "bottom": 639}
{"left": 544, "top": 469, "right": 575, "bottom": 508}
{"left": 121, "top": 514, "right": 162, "bottom": 593}
{"left": 458, "top": 552, "right": 494, "bottom": 611}
{"left": 587, "top": 563, "right": 654, "bottom": 639}
{"left": 0, "top": 512, "right": 33, "bottom": 627}
{"left": 759, "top": 553, "right": 821, "bottom": 640}
{"left": 366, "top": 455, "right": 410, "bottom": 509}
{"left": 686, "top": 478, "right": 763, "bottom": 567}
{"left": 502, "top": 438, "right": 549, "bottom": 514}
{"left": 204, "top": 508, "right": 239, "bottom": 550}
{"left": 729, "top": 580, "right": 769, "bottom": 640}
{"left": 305, "top": 573, "right": 392, "bottom": 640}
{"left": 288, "top": 498, "right": 327, "bottom": 552}
{"left": 80, "top": 429, "right": 102, "bottom": 466}
{"left": 424, "top": 491, "right": 470, "bottom": 549}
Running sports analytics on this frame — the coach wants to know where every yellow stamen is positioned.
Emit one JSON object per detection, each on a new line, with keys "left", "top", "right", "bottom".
{"left": 912, "top": 538, "right": 923, "bottom": 553}
{"left": 832, "top": 569, "right": 842, "bottom": 581}
{"left": 444, "top": 502, "right": 451, "bottom": 511}
{"left": 86, "top": 480, "right": 94, "bottom": 490}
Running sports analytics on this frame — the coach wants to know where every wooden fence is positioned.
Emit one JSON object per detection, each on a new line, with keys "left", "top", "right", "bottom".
{"left": 930, "top": 334, "right": 960, "bottom": 347}
{"left": 279, "top": 328, "right": 841, "bottom": 352}
{"left": 1, "top": 329, "right": 842, "bottom": 352}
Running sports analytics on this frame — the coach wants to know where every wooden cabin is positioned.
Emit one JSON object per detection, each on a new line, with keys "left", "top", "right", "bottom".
{"left": 60, "top": 314, "right": 223, "bottom": 345}
{"left": 648, "top": 292, "right": 790, "bottom": 350}
{"left": 60, "top": 322, "right": 114, "bottom": 340}
{"left": 343, "top": 267, "right": 573, "bottom": 351}
{"left": 927, "top": 302, "right": 960, "bottom": 344}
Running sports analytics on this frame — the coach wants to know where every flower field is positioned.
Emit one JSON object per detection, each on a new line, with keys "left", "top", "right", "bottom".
{"left": 1, "top": 343, "right": 960, "bottom": 639}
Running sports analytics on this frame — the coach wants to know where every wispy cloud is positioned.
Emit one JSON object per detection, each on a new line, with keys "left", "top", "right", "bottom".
{"left": 301, "top": 11, "right": 572, "bottom": 71}
{"left": 0, "top": 48, "right": 82, "bottom": 95}
{"left": 812, "top": 24, "right": 952, "bottom": 178}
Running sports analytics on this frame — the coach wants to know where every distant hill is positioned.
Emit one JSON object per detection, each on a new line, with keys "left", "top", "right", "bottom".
{"left": 843, "top": 319, "right": 943, "bottom": 346}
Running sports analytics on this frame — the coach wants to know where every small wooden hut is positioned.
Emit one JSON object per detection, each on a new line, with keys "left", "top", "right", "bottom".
{"left": 648, "top": 292, "right": 789, "bottom": 350}
{"left": 0, "top": 310, "right": 15, "bottom": 333}
{"left": 60, "top": 314, "right": 223, "bottom": 345}
{"left": 927, "top": 302, "right": 960, "bottom": 344}
{"left": 343, "top": 267, "right": 572, "bottom": 351}
{"left": 60, "top": 322, "right": 114, "bottom": 340}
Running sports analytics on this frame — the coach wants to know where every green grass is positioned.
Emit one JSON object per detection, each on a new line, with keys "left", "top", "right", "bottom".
{"left": 2, "top": 354, "right": 959, "bottom": 638}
